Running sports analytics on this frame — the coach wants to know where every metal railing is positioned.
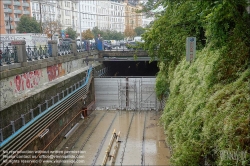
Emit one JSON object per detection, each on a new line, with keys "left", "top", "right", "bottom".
{"left": 0, "top": 46, "right": 18, "bottom": 66}
{"left": 26, "top": 45, "right": 51, "bottom": 61}
{"left": 0, "top": 66, "right": 110, "bottom": 146}
{"left": 0, "top": 67, "right": 98, "bottom": 165}
{"left": 58, "top": 44, "right": 72, "bottom": 56}
{"left": 0, "top": 42, "right": 98, "bottom": 66}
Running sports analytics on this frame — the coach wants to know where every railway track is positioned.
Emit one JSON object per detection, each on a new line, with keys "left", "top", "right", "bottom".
{"left": 91, "top": 111, "right": 118, "bottom": 166}
{"left": 57, "top": 110, "right": 168, "bottom": 166}
{"left": 119, "top": 111, "right": 136, "bottom": 165}
{"left": 68, "top": 111, "right": 107, "bottom": 166}
{"left": 141, "top": 111, "right": 147, "bottom": 166}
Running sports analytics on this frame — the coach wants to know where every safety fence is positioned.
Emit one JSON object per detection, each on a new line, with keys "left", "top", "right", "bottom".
{"left": 0, "top": 43, "right": 97, "bottom": 66}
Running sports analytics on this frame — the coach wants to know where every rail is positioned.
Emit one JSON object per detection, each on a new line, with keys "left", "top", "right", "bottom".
{"left": 0, "top": 43, "right": 97, "bottom": 66}
{"left": 69, "top": 111, "right": 108, "bottom": 166}
{"left": 91, "top": 112, "right": 119, "bottom": 166}
{"left": 0, "top": 66, "right": 109, "bottom": 145}
{"left": 120, "top": 111, "right": 135, "bottom": 165}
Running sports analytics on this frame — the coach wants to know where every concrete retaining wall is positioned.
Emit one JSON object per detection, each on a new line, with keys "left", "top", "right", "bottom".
{"left": 0, "top": 51, "right": 98, "bottom": 111}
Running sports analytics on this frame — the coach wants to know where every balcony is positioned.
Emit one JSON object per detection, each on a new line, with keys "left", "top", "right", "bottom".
{"left": 4, "top": 17, "right": 13, "bottom": 21}
{"left": 22, "top": 2, "right": 30, "bottom": 7}
{"left": 14, "top": 17, "right": 20, "bottom": 21}
{"left": 3, "top": 1, "right": 12, "bottom": 5}
{"left": 23, "top": 10, "right": 30, "bottom": 15}
{"left": 13, "top": 1, "right": 21, "bottom": 6}
{"left": 14, "top": 9, "right": 22, "bottom": 14}
{"left": 5, "top": 25, "right": 15, "bottom": 29}
{"left": 4, "top": 8, "right": 13, "bottom": 13}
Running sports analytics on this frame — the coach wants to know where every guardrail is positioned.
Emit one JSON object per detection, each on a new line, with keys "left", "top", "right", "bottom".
{"left": 0, "top": 40, "right": 97, "bottom": 66}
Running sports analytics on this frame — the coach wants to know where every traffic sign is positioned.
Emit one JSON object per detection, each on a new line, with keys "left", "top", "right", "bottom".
{"left": 186, "top": 37, "right": 196, "bottom": 62}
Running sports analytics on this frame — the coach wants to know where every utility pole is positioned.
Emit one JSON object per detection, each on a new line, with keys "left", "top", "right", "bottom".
{"left": 39, "top": 2, "right": 42, "bottom": 33}
{"left": 78, "top": 1, "right": 82, "bottom": 46}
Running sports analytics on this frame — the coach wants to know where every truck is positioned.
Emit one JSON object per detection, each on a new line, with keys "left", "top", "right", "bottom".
{"left": 0, "top": 33, "right": 48, "bottom": 49}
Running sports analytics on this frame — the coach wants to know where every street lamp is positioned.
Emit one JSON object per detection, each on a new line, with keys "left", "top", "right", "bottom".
{"left": 39, "top": 2, "right": 42, "bottom": 33}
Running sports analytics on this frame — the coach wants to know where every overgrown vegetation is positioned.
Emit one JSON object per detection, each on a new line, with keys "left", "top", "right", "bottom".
{"left": 141, "top": 0, "right": 250, "bottom": 165}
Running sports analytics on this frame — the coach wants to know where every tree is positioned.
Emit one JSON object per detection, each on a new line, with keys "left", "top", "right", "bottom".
{"left": 16, "top": 15, "right": 41, "bottom": 33}
{"left": 92, "top": 26, "right": 103, "bottom": 38}
{"left": 142, "top": 0, "right": 250, "bottom": 165}
{"left": 124, "top": 26, "right": 136, "bottom": 39}
{"left": 81, "top": 29, "right": 94, "bottom": 40}
{"left": 42, "top": 19, "right": 61, "bottom": 39}
{"left": 65, "top": 27, "right": 77, "bottom": 39}
{"left": 134, "top": 26, "right": 145, "bottom": 36}
{"left": 92, "top": 27, "right": 124, "bottom": 40}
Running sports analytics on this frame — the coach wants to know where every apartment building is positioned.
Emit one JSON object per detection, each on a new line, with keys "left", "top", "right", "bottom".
{"left": 31, "top": 0, "right": 58, "bottom": 22}
{"left": 0, "top": 0, "right": 31, "bottom": 34}
{"left": 125, "top": 1, "right": 142, "bottom": 30}
{"left": 96, "top": 1, "right": 111, "bottom": 31}
{"left": 78, "top": 0, "right": 97, "bottom": 33}
{"left": 57, "top": 0, "right": 78, "bottom": 32}
{"left": 110, "top": 0, "right": 125, "bottom": 32}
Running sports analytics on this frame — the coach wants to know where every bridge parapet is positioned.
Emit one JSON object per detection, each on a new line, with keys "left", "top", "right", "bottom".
{"left": 98, "top": 50, "right": 148, "bottom": 58}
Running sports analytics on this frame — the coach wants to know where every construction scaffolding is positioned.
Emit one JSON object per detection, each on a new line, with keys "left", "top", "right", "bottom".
{"left": 95, "top": 77, "right": 164, "bottom": 111}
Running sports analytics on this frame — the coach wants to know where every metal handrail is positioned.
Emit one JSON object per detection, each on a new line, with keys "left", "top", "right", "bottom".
{"left": 0, "top": 67, "right": 93, "bottom": 165}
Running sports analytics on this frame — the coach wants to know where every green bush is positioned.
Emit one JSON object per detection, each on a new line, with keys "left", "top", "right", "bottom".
{"left": 161, "top": 48, "right": 250, "bottom": 165}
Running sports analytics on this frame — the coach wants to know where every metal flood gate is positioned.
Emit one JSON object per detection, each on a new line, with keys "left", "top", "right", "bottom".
{"left": 94, "top": 77, "right": 162, "bottom": 111}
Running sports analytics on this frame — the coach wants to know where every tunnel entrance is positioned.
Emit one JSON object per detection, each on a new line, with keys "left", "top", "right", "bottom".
{"left": 103, "top": 61, "right": 158, "bottom": 76}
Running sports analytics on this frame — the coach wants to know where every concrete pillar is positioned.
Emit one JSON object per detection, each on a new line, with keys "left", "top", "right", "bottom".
{"left": 48, "top": 40, "right": 58, "bottom": 57}
{"left": 11, "top": 40, "right": 27, "bottom": 65}
{"left": 70, "top": 40, "right": 77, "bottom": 56}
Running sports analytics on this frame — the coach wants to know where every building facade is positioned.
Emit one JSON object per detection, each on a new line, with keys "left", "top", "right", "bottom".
{"left": 31, "top": 0, "right": 58, "bottom": 22}
{"left": 110, "top": 0, "right": 125, "bottom": 32}
{"left": 1, "top": 0, "right": 153, "bottom": 36}
{"left": 78, "top": 0, "right": 97, "bottom": 33}
{"left": 125, "top": 1, "right": 141, "bottom": 30}
{"left": 57, "top": 0, "right": 78, "bottom": 32}
{"left": 96, "top": 1, "right": 111, "bottom": 31}
{"left": 0, "top": 0, "right": 31, "bottom": 34}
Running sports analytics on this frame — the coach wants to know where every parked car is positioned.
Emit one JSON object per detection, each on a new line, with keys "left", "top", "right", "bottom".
{"left": 61, "top": 38, "right": 73, "bottom": 45}
{"left": 103, "top": 40, "right": 112, "bottom": 50}
{"left": 119, "top": 40, "right": 126, "bottom": 47}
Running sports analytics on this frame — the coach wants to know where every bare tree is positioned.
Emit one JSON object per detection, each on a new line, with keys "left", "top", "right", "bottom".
{"left": 42, "top": 19, "right": 62, "bottom": 40}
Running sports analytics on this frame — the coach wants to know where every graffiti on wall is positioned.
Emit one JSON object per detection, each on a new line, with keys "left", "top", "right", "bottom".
{"left": 10, "top": 70, "right": 43, "bottom": 93}
{"left": 47, "top": 63, "right": 65, "bottom": 81}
